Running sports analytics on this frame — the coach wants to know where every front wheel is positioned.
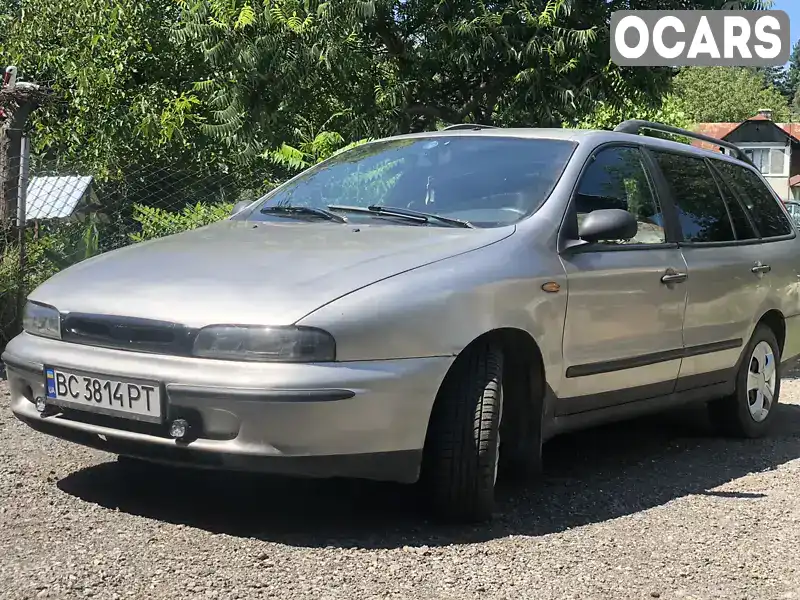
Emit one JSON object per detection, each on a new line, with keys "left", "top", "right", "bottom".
{"left": 708, "top": 324, "right": 781, "bottom": 438}
{"left": 421, "top": 342, "right": 504, "bottom": 522}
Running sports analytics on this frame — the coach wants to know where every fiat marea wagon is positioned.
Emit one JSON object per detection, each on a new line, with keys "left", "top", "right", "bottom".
{"left": 4, "top": 120, "right": 800, "bottom": 522}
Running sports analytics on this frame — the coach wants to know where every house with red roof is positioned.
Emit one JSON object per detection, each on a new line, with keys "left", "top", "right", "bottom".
{"left": 693, "top": 109, "right": 800, "bottom": 204}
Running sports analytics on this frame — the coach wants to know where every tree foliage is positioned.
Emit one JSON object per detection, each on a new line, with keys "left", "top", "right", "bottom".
{"left": 130, "top": 201, "right": 234, "bottom": 243}
{"left": 2, "top": 0, "right": 781, "bottom": 177}
{"left": 671, "top": 67, "right": 791, "bottom": 123}
{"left": 786, "top": 41, "right": 800, "bottom": 114}
{"left": 177, "top": 0, "right": 733, "bottom": 151}
{"left": 0, "top": 0, "right": 787, "bottom": 189}
{"left": 0, "top": 0, "right": 282, "bottom": 250}
{"left": 0, "top": 0, "right": 210, "bottom": 177}
{"left": 570, "top": 94, "right": 691, "bottom": 131}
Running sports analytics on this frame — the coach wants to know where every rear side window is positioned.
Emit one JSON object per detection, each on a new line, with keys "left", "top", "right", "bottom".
{"left": 713, "top": 161, "right": 793, "bottom": 238}
{"left": 652, "top": 151, "right": 735, "bottom": 243}
{"left": 723, "top": 191, "right": 759, "bottom": 240}
{"left": 709, "top": 166, "right": 759, "bottom": 241}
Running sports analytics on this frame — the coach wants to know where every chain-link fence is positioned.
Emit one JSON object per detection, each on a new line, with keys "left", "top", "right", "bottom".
{"left": 0, "top": 147, "right": 275, "bottom": 349}
{"left": 0, "top": 223, "right": 21, "bottom": 349}
{"left": 1, "top": 146, "right": 24, "bottom": 350}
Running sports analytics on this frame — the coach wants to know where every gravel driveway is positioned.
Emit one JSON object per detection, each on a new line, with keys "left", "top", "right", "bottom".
{"left": 2, "top": 366, "right": 800, "bottom": 600}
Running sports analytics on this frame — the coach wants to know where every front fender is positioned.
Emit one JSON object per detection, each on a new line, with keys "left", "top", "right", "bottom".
{"left": 297, "top": 237, "right": 569, "bottom": 389}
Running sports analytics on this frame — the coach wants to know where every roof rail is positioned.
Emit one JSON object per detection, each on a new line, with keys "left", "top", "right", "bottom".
{"left": 442, "top": 123, "right": 499, "bottom": 131}
{"left": 614, "top": 119, "right": 752, "bottom": 164}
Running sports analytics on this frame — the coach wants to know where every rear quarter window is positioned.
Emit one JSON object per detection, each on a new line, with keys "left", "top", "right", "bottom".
{"left": 713, "top": 161, "right": 793, "bottom": 238}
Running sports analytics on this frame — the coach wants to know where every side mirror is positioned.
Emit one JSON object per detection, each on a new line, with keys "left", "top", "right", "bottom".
{"left": 231, "top": 200, "right": 251, "bottom": 217}
{"left": 578, "top": 209, "right": 637, "bottom": 243}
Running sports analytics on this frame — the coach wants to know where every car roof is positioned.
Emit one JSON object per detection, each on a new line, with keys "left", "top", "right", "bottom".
{"left": 381, "top": 127, "right": 755, "bottom": 170}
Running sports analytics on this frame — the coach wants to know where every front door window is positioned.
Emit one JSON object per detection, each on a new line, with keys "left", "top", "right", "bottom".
{"left": 574, "top": 146, "right": 666, "bottom": 244}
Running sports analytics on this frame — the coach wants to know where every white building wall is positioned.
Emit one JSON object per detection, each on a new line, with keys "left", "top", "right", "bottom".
{"left": 734, "top": 141, "right": 791, "bottom": 201}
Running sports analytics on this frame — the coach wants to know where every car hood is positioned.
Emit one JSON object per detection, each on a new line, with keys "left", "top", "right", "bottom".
{"left": 30, "top": 219, "right": 513, "bottom": 327}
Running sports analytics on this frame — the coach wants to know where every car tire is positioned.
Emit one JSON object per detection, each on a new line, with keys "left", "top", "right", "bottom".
{"left": 708, "top": 324, "right": 781, "bottom": 438}
{"left": 422, "top": 342, "right": 504, "bottom": 523}
{"left": 498, "top": 357, "right": 544, "bottom": 481}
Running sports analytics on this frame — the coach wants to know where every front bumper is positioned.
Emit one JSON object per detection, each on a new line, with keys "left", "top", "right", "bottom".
{"left": 3, "top": 333, "right": 454, "bottom": 483}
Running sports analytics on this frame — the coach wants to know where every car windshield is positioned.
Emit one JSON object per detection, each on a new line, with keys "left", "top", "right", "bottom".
{"left": 240, "top": 136, "right": 577, "bottom": 228}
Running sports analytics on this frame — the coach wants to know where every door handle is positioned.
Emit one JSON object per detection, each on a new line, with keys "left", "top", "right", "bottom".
{"left": 661, "top": 270, "right": 688, "bottom": 284}
{"left": 751, "top": 262, "right": 771, "bottom": 275}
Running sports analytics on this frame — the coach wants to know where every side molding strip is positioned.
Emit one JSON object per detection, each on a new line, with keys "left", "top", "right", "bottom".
{"left": 565, "top": 338, "right": 743, "bottom": 378}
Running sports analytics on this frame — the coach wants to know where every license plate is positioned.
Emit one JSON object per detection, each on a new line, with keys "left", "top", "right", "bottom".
{"left": 44, "top": 367, "right": 162, "bottom": 423}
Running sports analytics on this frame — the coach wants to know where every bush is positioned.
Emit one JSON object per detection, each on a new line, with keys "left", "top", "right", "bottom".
{"left": 0, "top": 241, "right": 22, "bottom": 348}
{"left": 0, "top": 219, "right": 103, "bottom": 348}
{"left": 130, "top": 201, "right": 234, "bottom": 243}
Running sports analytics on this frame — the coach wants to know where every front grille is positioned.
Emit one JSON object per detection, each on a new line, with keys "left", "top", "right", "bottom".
{"left": 61, "top": 313, "right": 196, "bottom": 356}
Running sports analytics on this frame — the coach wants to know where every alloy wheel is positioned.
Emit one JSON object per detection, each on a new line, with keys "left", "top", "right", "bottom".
{"left": 747, "top": 340, "right": 776, "bottom": 423}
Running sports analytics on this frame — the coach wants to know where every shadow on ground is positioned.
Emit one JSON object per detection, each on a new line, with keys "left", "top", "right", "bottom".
{"left": 57, "top": 374, "right": 800, "bottom": 549}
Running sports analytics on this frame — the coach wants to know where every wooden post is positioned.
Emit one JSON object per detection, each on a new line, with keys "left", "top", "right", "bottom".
{"left": 0, "top": 117, "right": 11, "bottom": 228}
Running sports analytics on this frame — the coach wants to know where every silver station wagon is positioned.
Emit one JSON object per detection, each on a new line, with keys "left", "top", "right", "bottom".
{"left": 4, "top": 120, "right": 800, "bottom": 522}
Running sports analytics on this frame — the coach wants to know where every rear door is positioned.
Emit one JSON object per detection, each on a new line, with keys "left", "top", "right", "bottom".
{"left": 558, "top": 144, "right": 688, "bottom": 412}
{"left": 647, "top": 149, "right": 766, "bottom": 390}
{"left": 711, "top": 158, "right": 799, "bottom": 344}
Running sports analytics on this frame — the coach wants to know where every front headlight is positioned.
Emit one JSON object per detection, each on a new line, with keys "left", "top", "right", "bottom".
{"left": 22, "top": 301, "right": 61, "bottom": 340}
{"left": 192, "top": 325, "right": 336, "bottom": 362}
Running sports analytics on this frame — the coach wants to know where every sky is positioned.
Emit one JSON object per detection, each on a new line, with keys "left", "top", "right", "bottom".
{"left": 773, "top": 0, "right": 800, "bottom": 62}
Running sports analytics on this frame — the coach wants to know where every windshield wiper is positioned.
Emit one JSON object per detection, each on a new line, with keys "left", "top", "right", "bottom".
{"left": 327, "top": 204, "right": 474, "bottom": 229}
{"left": 260, "top": 205, "right": 347, "bottom": 223}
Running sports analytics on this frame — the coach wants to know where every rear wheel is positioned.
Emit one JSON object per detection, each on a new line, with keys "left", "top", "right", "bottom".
{"left": 422, "top": 342, "right": 504, "bottom": 522}
{"left": 708, "top": 324, "right": 781, "bottom": 438}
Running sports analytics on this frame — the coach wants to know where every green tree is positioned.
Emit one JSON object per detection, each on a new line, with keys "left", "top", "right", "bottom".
{"left": 177, "top": 0, "right": 736, "bottom": 155}
{"left": 0, "top": 0, "right": 280, "bottom": 249}
{"left": 786, "top": 41, "right": 800, "bottom": 115}
{"left": 570, "top": 94, "right": 691, "bottom": 131}
{"left": 671, "top": 66, "right": 790, "bottom": 123}
{"left": 0, "top": 0, "right": 208, "bottom": 177}
{"left": 755, "top": 65, "right": 789, "bottom": 99}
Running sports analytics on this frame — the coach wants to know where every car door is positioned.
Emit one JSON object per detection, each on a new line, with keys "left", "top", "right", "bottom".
{"left": 557, "top": 144, "right": 688, "bottom": 414}
{"left": 710, "top": 157, "right": 799, "bottom": 355}
{"left": 647, "top": 150, "right": 768, "bottom": 391}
